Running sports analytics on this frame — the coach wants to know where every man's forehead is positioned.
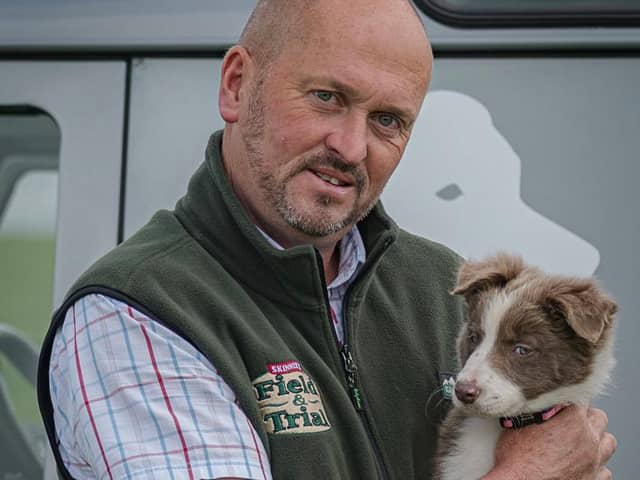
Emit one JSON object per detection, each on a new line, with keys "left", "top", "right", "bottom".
{"left": 244, "top": 0, "right": 431, "bottom": 83}
{"left": 279, "top": 1, "right": 431, "bottom": 76}
{"left": 248, "top": 0, "right": 431, "bottom": 117}
{"left": 305, "top": 0, "right": 426, "bottom": 38}
{"left": 290, "top": 12, "right": 430, "bottom": 100}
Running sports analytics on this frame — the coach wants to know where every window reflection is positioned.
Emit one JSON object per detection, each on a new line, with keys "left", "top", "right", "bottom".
{"left": 0, "top": 111, "right": 59, "bottom": 477}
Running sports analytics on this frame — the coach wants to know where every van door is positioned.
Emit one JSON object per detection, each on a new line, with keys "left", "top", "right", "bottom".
{"left": 124, "top": 58, "right": 224, "bottom": 236}
{"left": 0, "top": 61, "right": 126, "bottom": 479}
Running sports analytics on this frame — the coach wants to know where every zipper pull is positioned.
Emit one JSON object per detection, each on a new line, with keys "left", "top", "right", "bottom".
{"left": 341, "top": 344, "right": 364, "bottom": 411}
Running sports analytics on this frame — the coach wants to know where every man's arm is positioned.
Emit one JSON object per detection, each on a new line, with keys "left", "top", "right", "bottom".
{"left": 50, "top": 293, "right": 271, "bottom": 479}
{"left": 482, "top": 405, "right": 616, "bottom": 480}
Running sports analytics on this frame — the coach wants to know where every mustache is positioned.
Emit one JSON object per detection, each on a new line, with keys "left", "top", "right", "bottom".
{"left": 294, "top": 152, "right": 367, "bottom": 193}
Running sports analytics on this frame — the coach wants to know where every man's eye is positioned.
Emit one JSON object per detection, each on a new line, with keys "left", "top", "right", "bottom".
{"left": 375, "top": 113, "right": 400, "bottom": 129}
{"left": 314, "top": 91, "right": 335, "bottom": 102}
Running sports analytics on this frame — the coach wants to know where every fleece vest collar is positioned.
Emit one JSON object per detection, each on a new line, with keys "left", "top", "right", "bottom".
{"left": 174, "top": 131, "right": 398, "bottom": 309}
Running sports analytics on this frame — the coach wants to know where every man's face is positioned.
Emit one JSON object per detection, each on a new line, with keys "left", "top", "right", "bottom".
{"left": 233, "top": 3, "right": 430, "bottom": 245}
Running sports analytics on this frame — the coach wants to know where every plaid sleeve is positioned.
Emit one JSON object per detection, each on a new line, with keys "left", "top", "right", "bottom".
{"left": 49, "top": 293, "right": 271, "bottom": 480}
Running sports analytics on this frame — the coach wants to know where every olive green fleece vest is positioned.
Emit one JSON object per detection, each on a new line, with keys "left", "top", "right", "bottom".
{"left": 38, "top": 131, "right": 464, "bottom": 480}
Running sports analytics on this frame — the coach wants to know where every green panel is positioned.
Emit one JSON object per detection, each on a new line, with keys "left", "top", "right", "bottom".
{"left": 0, "top": 234, "right": 55, "bottom": 425}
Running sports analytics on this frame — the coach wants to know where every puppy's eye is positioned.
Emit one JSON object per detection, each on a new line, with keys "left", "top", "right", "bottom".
{"left": 468, "top": 333, "right": 480, "bottom": 345}
{"left": 513, "top": 344, "right": 533, "bottom": 356}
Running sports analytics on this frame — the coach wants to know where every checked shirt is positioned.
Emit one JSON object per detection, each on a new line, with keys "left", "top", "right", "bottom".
{"left": 49, "top": 227, "right": 365, "bottom": 479}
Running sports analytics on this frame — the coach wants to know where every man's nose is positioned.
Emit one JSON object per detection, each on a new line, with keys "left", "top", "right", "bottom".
{"left": 324, "top": 113, "right": 368, "bottom": 165}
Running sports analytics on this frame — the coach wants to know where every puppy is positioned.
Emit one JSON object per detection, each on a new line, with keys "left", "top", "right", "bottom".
{"left": 434, "top": 253, "right": 617, "bottom": 480}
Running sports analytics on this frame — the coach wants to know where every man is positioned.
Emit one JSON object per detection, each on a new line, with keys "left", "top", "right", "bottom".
{"left": 38, "top": 0, "right": 616, "bottom": 478}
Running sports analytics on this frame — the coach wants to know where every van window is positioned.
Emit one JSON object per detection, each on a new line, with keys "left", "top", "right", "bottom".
{"left": 0, "top": 111, "right": 59, "bottom": 476}
{"left": 415, "top": 0, "right": 640, "bottom": 27}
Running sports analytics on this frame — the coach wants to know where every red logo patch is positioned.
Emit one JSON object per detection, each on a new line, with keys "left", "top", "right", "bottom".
{"left": 268, "top": 360, "right": 302, "bottom": 375}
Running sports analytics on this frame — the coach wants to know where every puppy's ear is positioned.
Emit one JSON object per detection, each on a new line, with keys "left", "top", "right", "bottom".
{"left": 543, "top": 278, "right": 617, "bottom": 344}
{"left": 452, "top": 253, "right": 525, "bottom": 298}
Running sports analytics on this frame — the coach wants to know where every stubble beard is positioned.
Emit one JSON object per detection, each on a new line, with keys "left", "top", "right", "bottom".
{"left": 242, "top": 76, "right": 379, "bottom": 238}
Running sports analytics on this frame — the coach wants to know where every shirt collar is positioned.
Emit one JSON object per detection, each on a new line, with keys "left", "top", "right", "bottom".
{"left": 256, "top": 226, "right": 366, "bottom": 289}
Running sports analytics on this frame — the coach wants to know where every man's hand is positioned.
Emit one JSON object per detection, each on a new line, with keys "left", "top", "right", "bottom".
{"left": 484, "top": 405, "right": 617, "bottom": 480}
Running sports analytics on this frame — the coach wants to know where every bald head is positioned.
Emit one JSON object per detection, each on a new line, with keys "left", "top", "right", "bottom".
{"left": 239, "top": 0, "right": 431, "bottom": 76}
{"left": 219, "top": 0, "right": 434, "bottom": 254}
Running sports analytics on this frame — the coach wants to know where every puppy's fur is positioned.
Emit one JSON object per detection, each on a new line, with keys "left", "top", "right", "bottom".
{"left": 434, "top": 253, "right": 617, "bottom": 480}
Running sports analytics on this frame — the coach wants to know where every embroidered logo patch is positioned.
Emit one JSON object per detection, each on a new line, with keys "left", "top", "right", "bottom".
{"left": 252, "top": 360, "right": 331, "bottom": 435}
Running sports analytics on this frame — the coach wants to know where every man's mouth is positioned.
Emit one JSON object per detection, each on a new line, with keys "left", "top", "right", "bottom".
{"left": 311, "top": 168, "right": 354, "bottom": 188}
{"left": 314, "top": 171, "right": 347, "bottom": 186}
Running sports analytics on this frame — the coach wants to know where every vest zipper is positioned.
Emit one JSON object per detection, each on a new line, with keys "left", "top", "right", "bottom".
{"left": 340, "top": 344, "right": 364, "bottom": 411}
{"left": 314, "top": 250, "right": 390, "bottom": 480}
{"left": 340, "top": 343, "right": 389, "bottom": 480}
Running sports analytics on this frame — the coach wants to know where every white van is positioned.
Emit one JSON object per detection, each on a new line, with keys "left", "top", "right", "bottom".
{"left": 1, "top": 1, "right": 638, "bottom": 477}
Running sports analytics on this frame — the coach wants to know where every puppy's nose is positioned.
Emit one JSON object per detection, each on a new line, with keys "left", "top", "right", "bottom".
{"left": 455, "top": 380, "right": 481, "bottom": 404}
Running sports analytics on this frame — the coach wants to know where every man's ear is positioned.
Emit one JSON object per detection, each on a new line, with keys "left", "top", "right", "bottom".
{"left": 451, "top": 253, "right": 525, "bottom": 298}
{"left": 542, "top": 278, "right": 617, "bottom": 344}
{"left": 219, "top": 45, "right": 255, "bottom": 124}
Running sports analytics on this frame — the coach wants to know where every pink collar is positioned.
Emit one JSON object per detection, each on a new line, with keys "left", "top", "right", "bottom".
{"left": 499, "top": 404, "right": 567, "bottom": 429}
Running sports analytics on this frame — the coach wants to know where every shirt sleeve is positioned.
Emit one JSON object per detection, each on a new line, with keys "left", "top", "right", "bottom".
{"left": 49, "top": 293, "right": 271, "bottom": 480}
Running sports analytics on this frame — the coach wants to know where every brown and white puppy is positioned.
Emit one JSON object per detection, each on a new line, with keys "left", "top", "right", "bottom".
{"left": 434, "top": 253, "right": 617, "bottom": 480}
